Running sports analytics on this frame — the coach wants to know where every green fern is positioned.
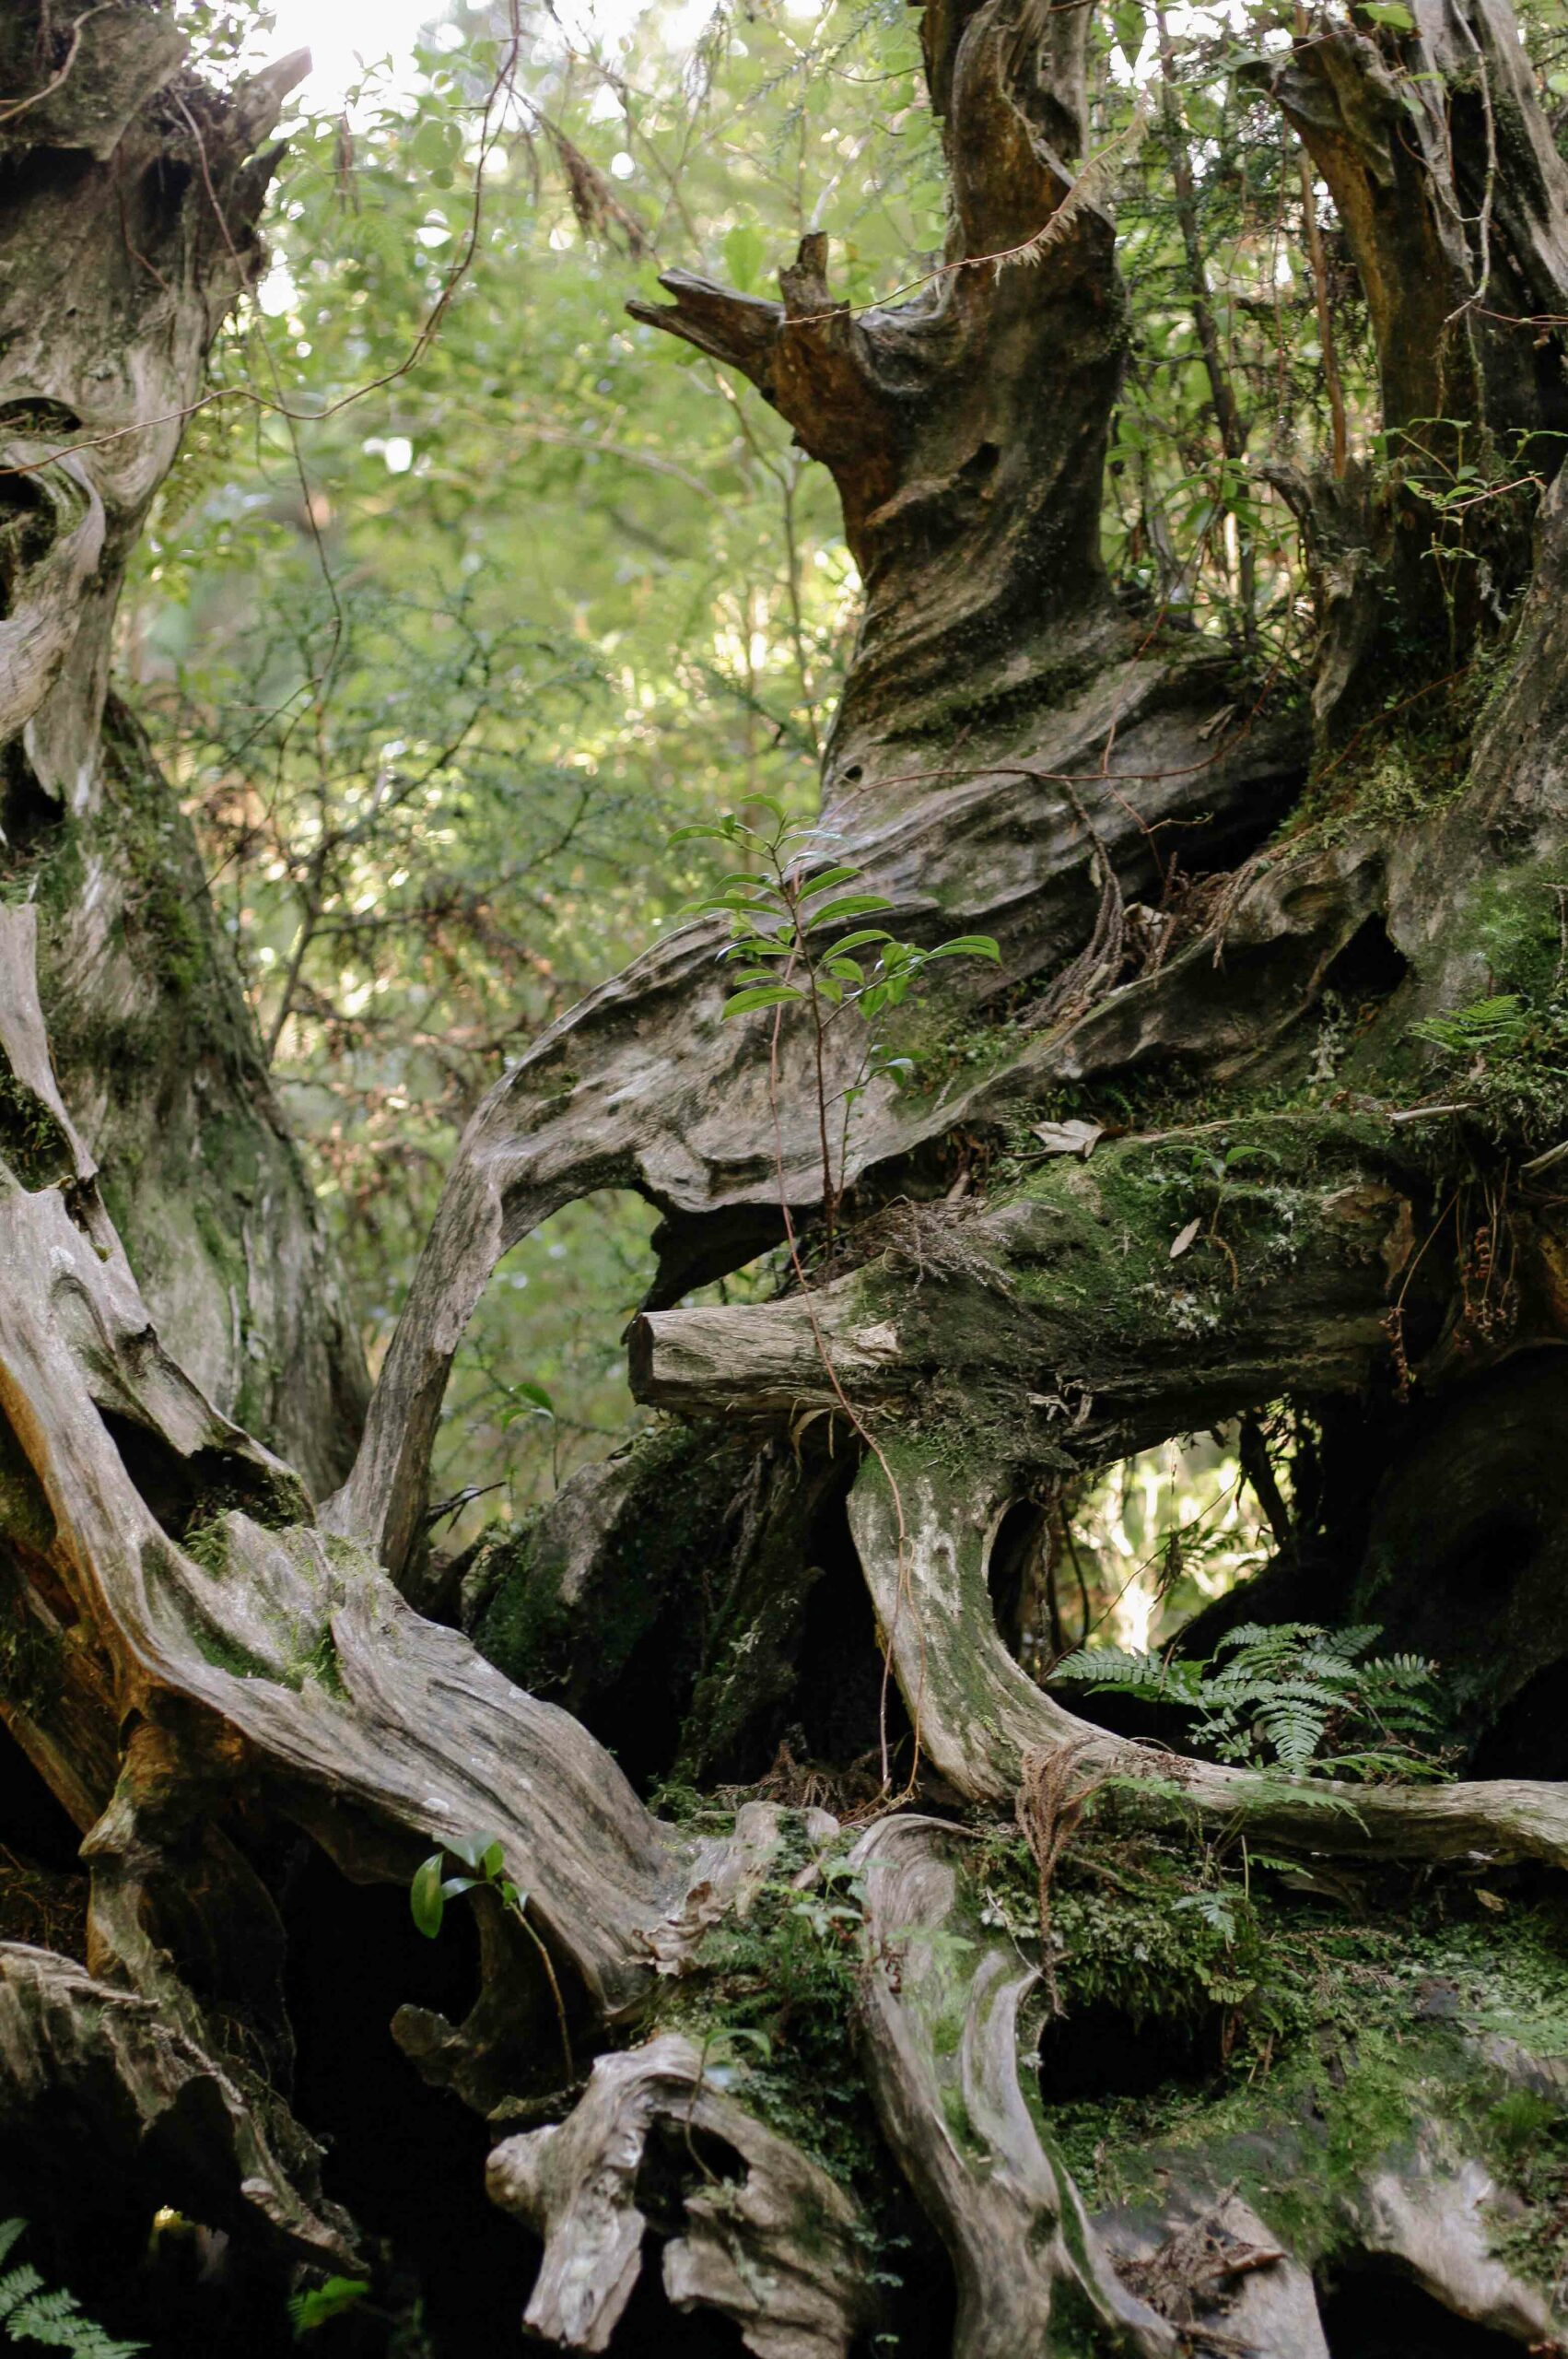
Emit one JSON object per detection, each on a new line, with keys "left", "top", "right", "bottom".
{"left": 0, "top": 2225, "right": 143, "bottom": 2358}
{"left": 1050, "top": 1621, "right": 1448, "bottom": 1783}
{"left": 1047, "top": 1645, "right": 1204, "bottom": 1704}
{"left": 1410, "top": 992, "right": 1529, "bottom": 1057}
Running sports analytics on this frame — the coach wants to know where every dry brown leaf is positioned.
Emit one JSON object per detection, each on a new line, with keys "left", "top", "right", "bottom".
{"left": 1033, "top": 1119, "right": 1105, "bottom": 1159}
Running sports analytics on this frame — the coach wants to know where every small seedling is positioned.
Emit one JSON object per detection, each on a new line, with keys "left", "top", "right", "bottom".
{"left": 411, "top": 1831, "right": 574, "bottom": 2074}
{"left": 673, "top": 800, "right": 999, "bottom": 1243}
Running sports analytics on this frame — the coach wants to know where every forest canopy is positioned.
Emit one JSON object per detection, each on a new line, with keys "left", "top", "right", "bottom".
{"left": 140, "top": 0, "right": 1409, "bottom": 1541}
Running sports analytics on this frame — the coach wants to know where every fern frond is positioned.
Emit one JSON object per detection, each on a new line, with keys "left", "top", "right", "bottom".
{"left": 1214, "top": 1621, "right": 1330, "bottom": 1658}
{"left": 0, "top": 2266, "right": 44, "bottom": 2322}
{"left": 1059, "top": 1617, "right": 1447, "bottom": 1784}
{"left": 1049, "top": 1646, "right": 1202, "bottom": 1701}
{"left": 1411, "top": 993, "right": 1528, "bottom": 1056}
{"left": 0, "top": 2224, "right": 144, "bottom": 2356}
{"left": 7, "top": 2288, "right": 145, "bottom": 2355}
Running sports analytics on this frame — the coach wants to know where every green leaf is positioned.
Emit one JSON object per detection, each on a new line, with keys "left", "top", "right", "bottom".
{"left": 721, "top": 983, "right": 802, "bottom": 1015}
{"left": 669, "top": 821, "right": 743, "bottom": 844}
{"left": 289, "top": 2276, "right": 372, "bottom": 2336}
{"left": 411, "top": 1853, "right": 446, "bottom": 1938}
{"left": 928, "top": 934, "right": 1001, "bottom": 962}
{"left": 796, "top": 863, "right": 862, "bottom": 901}
{"left": 803, "top": 892, "right": 894, "bottom": 930}
{"left": 443, "top": 1829, "right": 504, "bottom": 1872}
{"left": 690, "top": 892, "right": 778, "bottom": 917}
{"left": 826, "top": 928, "right": 894, "bottom": 955}
{"left": 723, "top": 222, "right": 767, "bottom": 292}
{"left": 1360, "top": 1, "right": 1414, "bottom": 25}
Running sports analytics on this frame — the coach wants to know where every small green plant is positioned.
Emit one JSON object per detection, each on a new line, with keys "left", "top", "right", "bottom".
{"left": 0, "top": 2220, "right": 144, "bottom": 2356}
{"left": 650, "top": 1840, "right": 875, "bottom": 2187}
{"left": 287, "top": 2278, "right": 371, "bottom": 2339}
{"left": 1410, "top": 992, "right": 1529, "bottom": 1059}
{"left": 672, "top": 800, "right": 999, "bottom": 1243}
{"left": 1050, "top": 1621, "right": 1449, "bottom": 1781}
{"left": 411, "top": 1830, "right": 574, "bottom": 2074}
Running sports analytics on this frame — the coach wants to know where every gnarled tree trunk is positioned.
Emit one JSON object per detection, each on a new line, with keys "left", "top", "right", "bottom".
{"left": 4, "top": 1, "right": 1568, "bottom": 2353}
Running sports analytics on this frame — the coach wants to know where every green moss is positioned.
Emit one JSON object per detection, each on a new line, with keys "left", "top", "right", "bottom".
{"left": 1407, "top": 865, "right": 1568, "bottom": 1148}
{"left": 1022, "top": 1797, "right": 1568, "bottom": 2283}
{"left": 883, "top": 1112, "right": 1398, "bottom": 1474}
{"left": 0, "top": 1068, "right": 74, "bottom": 1191}
{"left": 641, "top": 1818, "right": 883, "bottom": 2192}
{"left": 473, "top": 1423, "right": 735, "bottom": 1707}
{"left": 468, "top": 1510, "right": 571, "bottom": 1692}
{"left": 0, "top": 1610, "right": 64, "bottom": 1719}
{"left": 296, "top": 1626, "right": 345, "bottom": 1696}
{"left": 471, "top": 1423, "right": 832, "bottom": 1778}
{"left": 181, "top": 1513, "right": 232, "bottom": 1579}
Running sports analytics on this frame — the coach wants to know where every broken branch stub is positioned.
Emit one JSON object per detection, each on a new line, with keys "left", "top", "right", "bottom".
{"left": 486, "top": 2033, "right": 878, "bottom": 2358}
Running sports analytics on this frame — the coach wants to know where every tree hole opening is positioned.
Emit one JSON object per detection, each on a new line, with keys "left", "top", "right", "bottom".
{"left": 0, "top": 1719, "right": 87, "bottom": 1953}
{"left": 1316, "top": 2259, "right": 1527, "bottom": 2357}
{"left": 1036, "top": 2001, "right": 1225, "bottom": 2103}
{"left": 280, "top": 1847, "right": 528, "bottom": 2355}
{"left": 787, "top": 1476, "right": 914, "bottom": 1790}
{"left": 987, "top": 1496, "right": 1051, "bottom": 1662}
{"left": 1012, "top": 1419, "right": 1293, "bottom": 1719}
{"left": 607, "top": 2236, "right": 751, "bottom": 2355}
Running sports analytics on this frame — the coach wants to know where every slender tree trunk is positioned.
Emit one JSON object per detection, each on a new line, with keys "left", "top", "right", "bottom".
{"left": 4, "top": 2, "right": 1568, "bottom": 2353}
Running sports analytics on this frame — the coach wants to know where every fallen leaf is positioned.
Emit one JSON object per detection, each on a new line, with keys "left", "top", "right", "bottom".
{"left": 851, "top": 1320, "right": 900, "bottom": 1357}
{"left": 1475, "top": 1888, "right": 1507, "bottom": 1913}
{"left": 1033, "top": 1119, "right": 1105, "bottom": 1159}
{"left": 1170, "top": 1216, "right": 1202, "bottom": 1260}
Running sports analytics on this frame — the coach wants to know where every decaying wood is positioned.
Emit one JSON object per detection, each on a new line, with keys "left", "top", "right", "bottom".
{"left": 629, "top": 1117, "right": 1426, "bottom": 1428}
{"left": 6, "top": 0, "right": 1568, "bottom": 2345}
{"left": 328, "top": 665, "right": 1307, "bottom": 1584}
{"left": 486, "top": 2032, "right": 877, "bottom": 2357}
{"left": 0, "top": 1, "right": 365, "bottom": 1496}
{"left": 0, "top": 1940, "right": 357, "bottom": 2269}
{"left": 1094, "top": 2055, "right": 1568, "bottom": 2352}
{"left": 846, "top": 1438, "right": 1568, "bottom": 1869}
{"left": 852, "top": 1814, "right": 1176, "bottom": 2359}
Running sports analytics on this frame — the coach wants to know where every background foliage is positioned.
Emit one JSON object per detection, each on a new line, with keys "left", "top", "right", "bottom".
{"left": 135, "top": 0, "right": 1563, "bottom": 1567}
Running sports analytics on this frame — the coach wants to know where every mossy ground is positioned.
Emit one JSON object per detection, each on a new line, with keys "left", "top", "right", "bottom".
{"left": 968, "top": 1788, "right": 1568, "bottom": 2294}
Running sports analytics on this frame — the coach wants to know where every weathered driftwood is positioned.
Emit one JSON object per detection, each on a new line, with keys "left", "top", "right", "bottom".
{"left": 846, "top": 1438, "right": 1568, "bottom": 1868}
{"left": 486, "top": 2032, "right": 876, "bottom": 2358}
{"left": 852, "top": 1815, "right": 1176, "bottom": 2359}
{"left": 0, "top": 1940, "right": 357, "bottom": 2269}
{"left": 0, "top": 2, "right": 364, "bottom": 1496}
